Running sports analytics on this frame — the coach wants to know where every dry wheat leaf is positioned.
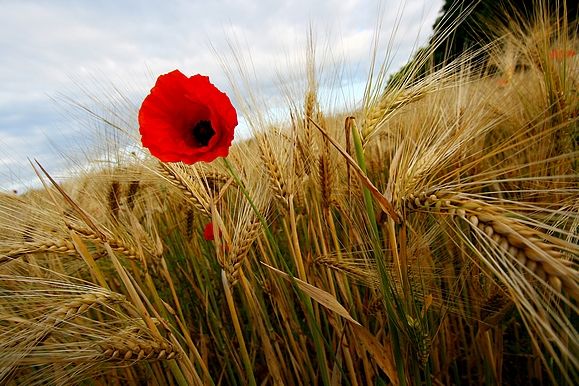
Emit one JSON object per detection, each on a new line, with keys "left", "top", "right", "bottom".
{"left": 261, "top": 262, "right": 360, "bottom": 326}
{"left": 350, "top": 323, "right": 399, "bottom": 386}
{"left": 309, "top": 118, "right": 401, "bottom": 223}
{"left": 69, "top": 231, "right": 110, "bottom": 289}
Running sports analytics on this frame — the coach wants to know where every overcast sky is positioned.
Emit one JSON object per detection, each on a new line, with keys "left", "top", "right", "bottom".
{"left": 0, "top": 0, "right": 442, "bottom": 192}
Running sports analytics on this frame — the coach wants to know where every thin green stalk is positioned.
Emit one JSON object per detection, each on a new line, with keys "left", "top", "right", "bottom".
{"left": 168, "top": 360, "right": 195, "bottom": 386}
{"left": 350, "top": 118, "right": 407, "bottom": 386}
{"left": 350, "top": 120, "right": 379, "bottom": 238}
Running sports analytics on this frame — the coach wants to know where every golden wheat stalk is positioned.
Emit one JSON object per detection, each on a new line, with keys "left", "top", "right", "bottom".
{"left": 403, "top": 191, "right": 578, "bottom": 298}
{"left": 1, "top": 239, "right": 77, "bottom": 263}
{"left": 226, "top": 218, "right": 261, "bottom": 285}
{"left": 257, "top": 136, "right": 290, "bottom": 209}
{"left": 67, "top": 222, "right": 141, "bottom": 262}
{"left": 157, "top": 162, "right": 212, "bottom": 216}
{"left": 99, "top": 334, "right": 178, "bottom": 362}
{"left": 0, "top": 281, "right": 127, "bottom": 381}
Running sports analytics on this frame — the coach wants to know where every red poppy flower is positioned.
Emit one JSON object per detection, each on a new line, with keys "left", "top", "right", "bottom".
{"left": 203, "top": 222, "right": 215, "bottom": 241}
{"left": 139, "top": 70, "right": 238, "bottom": 164}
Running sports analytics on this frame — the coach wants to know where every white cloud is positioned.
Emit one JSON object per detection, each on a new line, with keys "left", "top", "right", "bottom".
{"left": 0, "top": 0, "right": 443, "bottom": 191}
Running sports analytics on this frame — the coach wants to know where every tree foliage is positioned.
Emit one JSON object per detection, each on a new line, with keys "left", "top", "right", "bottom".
{"left": 431, "top": 0, "right": 578, "bottom": 66}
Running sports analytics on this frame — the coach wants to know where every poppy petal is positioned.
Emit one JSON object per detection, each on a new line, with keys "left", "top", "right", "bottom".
{"left": 139, "top": 70, "right": 238, "bottom": 164}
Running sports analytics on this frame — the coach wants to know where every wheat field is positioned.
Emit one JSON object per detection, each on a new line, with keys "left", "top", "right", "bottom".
{"left": 0, "top": 4, "right": 577, "bottom": 386}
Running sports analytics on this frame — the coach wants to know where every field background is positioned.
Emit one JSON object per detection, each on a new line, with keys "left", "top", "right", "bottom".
{"left": 0, "top": 1, "right": 578, "bottom": 385}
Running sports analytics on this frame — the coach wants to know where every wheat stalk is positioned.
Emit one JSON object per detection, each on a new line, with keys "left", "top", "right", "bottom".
{"left": 1, "top": 239, "right": 77, "bottom": 263}
{"left": 126, "top": 179, "right": 141, "bottom": 210}
{"left": 314, "top": 255, "right": 377, "bottom": 286}
{"left": 47, "top": 291, "right": 126, "bottom": 327}
{"left": 107, "top": 180, "right": 121, "bottom": 220}
{"left": 99, "top": 334, "right": 178, "bottom": 362}
{"left": 257, "top": 136, "right": 290, "bottom": 209}
{"left": 225, "top": 219, "right": 261, "bottom": 286}
{"left": 317, "top": 113, "right": 335, "bottom": 210}
{"left": 0, "top": 286, "right": 127, "bottom": 382}
{"left": 158, "top": 162, "right": 211, "bottom": 216}
{"left": 67, "top": 223, "right": 140, "bottom": 261}
{"left": 403, "top": 191, "right": 578, "bottom": 298}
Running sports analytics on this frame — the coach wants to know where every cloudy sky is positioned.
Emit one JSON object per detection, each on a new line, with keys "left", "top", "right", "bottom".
{"left": 0, "top": 0, "right": 442, "bottom": 192}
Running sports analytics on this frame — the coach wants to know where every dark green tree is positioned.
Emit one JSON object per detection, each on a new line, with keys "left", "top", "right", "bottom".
{"left": 388, "top": 0, "right": 577, "bottom": 86}
{"left": 430, "top": 0, "right": 578, "bottom": 67}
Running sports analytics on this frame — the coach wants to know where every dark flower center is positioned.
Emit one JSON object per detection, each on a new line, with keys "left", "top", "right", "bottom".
{"left": 192, "top": 120, "right": 215, "bottom": 147}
